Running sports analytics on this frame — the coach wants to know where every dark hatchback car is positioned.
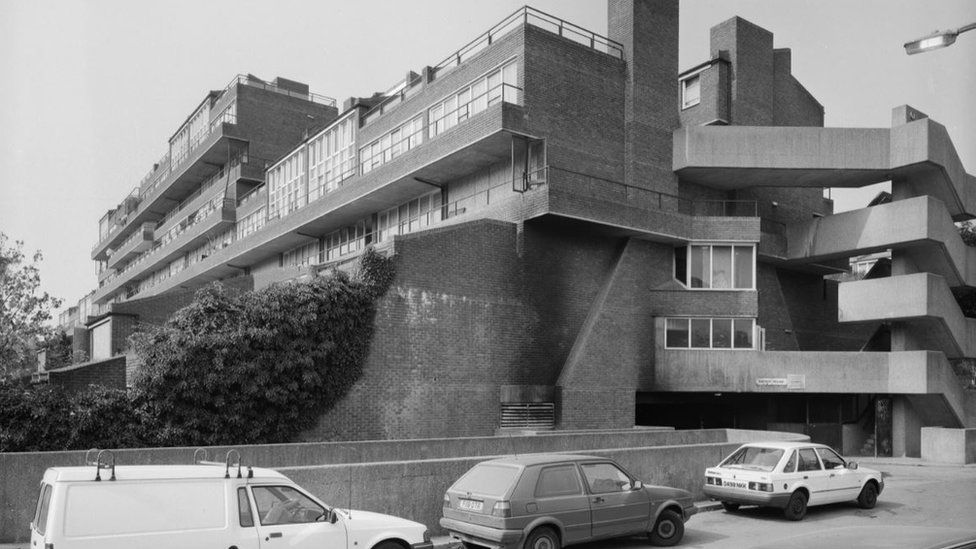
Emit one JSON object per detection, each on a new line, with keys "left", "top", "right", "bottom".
{"left": 440, "top": 454, "right": 696, "bottom": 549}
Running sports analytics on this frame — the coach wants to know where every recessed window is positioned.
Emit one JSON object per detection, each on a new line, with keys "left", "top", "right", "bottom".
{"left": 665, "top": 318, "right": 756, "bottom": 350}
{"left": 682, "top": 74, "right": 701, "bottom": 109}
{"left": 674, "top": 244, "right": 755, "bottom": 289}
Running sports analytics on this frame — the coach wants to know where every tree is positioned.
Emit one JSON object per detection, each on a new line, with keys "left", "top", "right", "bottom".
{"left": 0, "top": 233, "right": 62, "bottom": 380}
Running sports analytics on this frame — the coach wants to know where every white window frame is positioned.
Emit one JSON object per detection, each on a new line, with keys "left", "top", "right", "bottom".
{"left": 673, "top": 243, "right": 756, "bottom": 290}
{"left": 681, "top": 73, "right": 701, "bottom": 109}
{"left": 664, "top": 317, "right": 757, "bottom": 350}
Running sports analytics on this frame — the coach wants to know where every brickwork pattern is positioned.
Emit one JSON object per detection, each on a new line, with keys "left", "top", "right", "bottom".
{"left": 48, "top": 356, "right": 126, "bottom": 394}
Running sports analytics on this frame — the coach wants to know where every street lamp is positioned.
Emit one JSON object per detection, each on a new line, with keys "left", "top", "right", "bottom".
{"left": 904, "top": 22, "right": 976, "bottom": 55}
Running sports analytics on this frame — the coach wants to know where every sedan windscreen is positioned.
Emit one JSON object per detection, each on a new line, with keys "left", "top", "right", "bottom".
{"left": 452, "top": 464, "right": 521, "bottom": 497}
{"left": 720, "top": 447, "right": 785, "bottom": 472}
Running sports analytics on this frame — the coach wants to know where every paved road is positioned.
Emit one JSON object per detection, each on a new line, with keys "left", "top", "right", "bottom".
{"left": 574, "top": 460, "right": 976, "bottom": 549}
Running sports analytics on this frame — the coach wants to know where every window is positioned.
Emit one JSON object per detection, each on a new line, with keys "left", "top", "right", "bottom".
{"left": 797, "top": 448, "right": 822, "bottom": 472}
{"left": 535, "top": 465, "right": 583, "bottom": 498}
{"left": 252, "top": 486, "right": 325, "bottom": 526}
{"left": 720, "top": 446, "right": 784, "bottom": 472}
{"left": 376, "top": 191, "right": 442, "bottom": 243}
{"left": 33, "top": 484, "right": 51, "bottom": 534}
{"left": 682, "top": 74, "right": 701, "bottom": 109}
{"left": 783, "top": 450, "right": 797, "bottom": 473}
{"left": 308, "top": 113, "right": 357, "bottom": 201}
{"left": 580, "top": 463, "right": 633, "bottom": 494}
{"left": 238, "top": 488, "right": 254, "bottom": 527}
{"left": 452, "top": 464, "right": 520, "bottom": 497}
{"left": 816, "top": 448, "right": 846, "bottom": 470}
{"left": 268, "top": 149, "right": 307, "bottom": 220}
{"left": 674, "top": 244, "right": 755, "bottom": 289}
{"left": 665, "top": 318, "right": 755, "bottom": 350}
{"left": 428, "top": 59, "right": 519, "bottom": 140}
{"left": 360, "top": 115, "right": 423, "bottom": 175}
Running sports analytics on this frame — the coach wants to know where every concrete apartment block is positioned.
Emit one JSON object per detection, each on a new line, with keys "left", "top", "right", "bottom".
{"left": 52, "top": 1, "right": 975, "bottom": 457}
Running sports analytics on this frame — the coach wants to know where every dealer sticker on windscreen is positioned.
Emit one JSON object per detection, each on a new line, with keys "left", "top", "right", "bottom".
{"left": 723, "top": 480, "right": 748, "bottom": 489}
{"left": 458, "top": 499, "right": 484, "bottom": 512}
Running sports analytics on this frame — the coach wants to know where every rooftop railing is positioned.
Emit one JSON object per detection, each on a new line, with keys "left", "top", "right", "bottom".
{"left": 431, "top": 6, "right": 623, "bottom": 80}
{"left": 226, "top": 74, "right": 337, "bottom": 108}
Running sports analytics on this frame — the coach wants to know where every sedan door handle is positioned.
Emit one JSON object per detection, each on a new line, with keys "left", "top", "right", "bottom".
{"left": 829, "top": 474, "right": 836, "bottom": 478}
{"left": 593, "top": 496, "right": 605, "bottom": 504}
{"left": 267, "top": 532, "right": 283, "bottom": 540}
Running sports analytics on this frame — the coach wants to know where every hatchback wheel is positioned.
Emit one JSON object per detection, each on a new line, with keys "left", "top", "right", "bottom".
{"left": 524, "top": 526, "right": 559, "bottom": 549}
{"left": 648, "top": 509, "right": 684, "bottom": 546}
{"left": 857, "top": 482, "right": 878, "bottom": 509}
{"left": 783, "top": 491, "right": 808, "bottom": 521}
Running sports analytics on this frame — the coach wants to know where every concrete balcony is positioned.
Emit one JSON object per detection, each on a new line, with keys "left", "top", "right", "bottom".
{"left": 838, "top": 273, "right": 976, "bottom": 359}
{"left": 92, "top": 198, "right": 236, "bottom": 304}
{"left": 106, "top": 222, "right": 155, "bottom": 269}
{"left": 139, "top": 101, "right": 529, "bottom": 298}
{"left": 653, "top": 349, "right": 964, "bottom": 427}
{"left": 673, "top": 114, "right": 974, "bottom": 219}
{"left": 91, "top": 121, "right": 248, "bottom": 261}
{"left": 526, "top": 166, "right": 762, "bottom": 244}
{"left": 780, "top": 196, "right": 976, "bottom": 287}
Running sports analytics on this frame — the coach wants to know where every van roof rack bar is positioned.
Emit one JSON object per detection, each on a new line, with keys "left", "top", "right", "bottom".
{"left": 224, "top": 449, "right": 242, "bottom": 479}
{"left": 94, "top": 450, "right": 116, "bottom": 482}
{"left": 193, "top": 448, "right": 210, "bottom": 464}
{"left": 84, "top": 448, "right": 100, "bottom": 466}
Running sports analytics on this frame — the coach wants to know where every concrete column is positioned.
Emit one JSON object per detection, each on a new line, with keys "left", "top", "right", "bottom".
{"left": 892, "top": 395, "right": 923, "bottom": 457}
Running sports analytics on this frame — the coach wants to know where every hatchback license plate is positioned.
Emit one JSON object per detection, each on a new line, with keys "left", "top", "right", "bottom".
{"left": 458, "top": 499, "right": 483, "bottom": 512}
{"left": 723, "top": 480, "right": 748, "bottom": 489}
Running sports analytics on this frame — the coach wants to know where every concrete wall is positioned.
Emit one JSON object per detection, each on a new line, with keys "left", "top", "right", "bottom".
{"left": 920, "top": 427, "right": 976, "bottom": 464}
{"left": 0, "top": 428, "right": 807, "bottom": 543}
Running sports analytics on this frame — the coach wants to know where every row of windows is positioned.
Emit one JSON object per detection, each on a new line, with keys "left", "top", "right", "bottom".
{"left": 665, "top": 317, "right": 755, "bottom": 349}
{"left": 428, "top": 59, "right": 518, "bottom": 139}
{"left": 674, "top": 244, "right": 755, "bottom": 290}
{"left": 359, "top": 115, "right": 423, "bottom": 175}
{"left": 308, "top": 114, "right": 356, "bottom": 201}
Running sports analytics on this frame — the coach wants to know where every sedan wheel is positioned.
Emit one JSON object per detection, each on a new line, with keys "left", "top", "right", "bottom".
{"left": 857, "top": 482, "right": 878, "bottom": 509}
{"left": 783, "top": 491, "right": 808, "bottom": 521}
{"left": 648, "top": 509, "right": 685, "bottom": 547}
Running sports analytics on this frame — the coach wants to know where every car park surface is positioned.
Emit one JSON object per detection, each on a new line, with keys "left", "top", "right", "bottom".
{"left": 440, "top": 454, "right": 697, "bottom": 549}
{"left": 703, "top": 442, "right": 883, "bottom": 520}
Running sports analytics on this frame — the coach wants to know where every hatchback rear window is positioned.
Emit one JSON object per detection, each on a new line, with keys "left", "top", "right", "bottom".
{"left": 720, "top": 446, "right": 784, "bottom": 472}
{"left": 452, "top": 464, "right": 520, "bottom": 497}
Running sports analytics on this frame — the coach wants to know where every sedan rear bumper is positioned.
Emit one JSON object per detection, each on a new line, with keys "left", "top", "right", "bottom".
{"left": 703, "top": 485, "right": 792, "bottom": 508}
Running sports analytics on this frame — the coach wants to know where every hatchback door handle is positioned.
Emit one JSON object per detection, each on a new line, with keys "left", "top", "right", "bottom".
{"left": 268, "top": 532, "right": 283, "bottom": 539}
{"left": 829, "top": 474, "right": 836, "bottom": 478}
{"left": 593, "top": 497, "right": 605, "bottom": 504}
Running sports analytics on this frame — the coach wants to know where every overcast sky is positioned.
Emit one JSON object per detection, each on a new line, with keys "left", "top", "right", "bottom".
{"left": 1, "top": 0, "right": 974, "bottom": 316}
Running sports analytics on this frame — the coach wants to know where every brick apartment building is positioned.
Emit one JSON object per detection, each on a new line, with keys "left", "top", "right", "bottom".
{"left": 52, "top": 1, "right": 975, "bottom": 457}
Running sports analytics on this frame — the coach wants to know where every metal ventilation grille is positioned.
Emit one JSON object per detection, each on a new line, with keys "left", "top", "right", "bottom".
{"left": 500, "top": 403, "right": 555, "bottom": 430}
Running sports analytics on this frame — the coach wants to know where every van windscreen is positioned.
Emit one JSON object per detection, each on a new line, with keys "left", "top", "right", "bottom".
{"left": 452, "top": 464, "right": 520, "bottom": 497}
{"left": 63, "top": 480, "right": 226, "bottom": 537}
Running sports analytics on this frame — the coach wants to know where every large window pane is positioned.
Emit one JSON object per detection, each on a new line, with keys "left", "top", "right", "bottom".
{"left": 712, "top": 319, "right": 732, "bottom": 348}
{"left": 690, "top": 246, "right": 710, "bottom": 288}
{"left": 691, "top": 319, "right": 710, "bottom": 348}
{"left": 734, "top": 246, "right": 754, "bottom": 289}
{"left": 734, "top": 319, "right": 754, "bottom": 349}
{"left": 712, "top": 246, "right": 732, "bottom": 288}
{"left": 666, "top": 318, "right": 689, "bottom": 348}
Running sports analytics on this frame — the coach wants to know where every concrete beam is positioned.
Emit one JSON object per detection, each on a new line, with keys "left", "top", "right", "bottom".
{"left": 838, "top": 273, "right": 976, "bottom": 358}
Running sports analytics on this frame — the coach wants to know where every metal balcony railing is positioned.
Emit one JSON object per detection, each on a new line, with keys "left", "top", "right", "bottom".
{"left": 432, "top": 6, "right": 623, "bottom": 80}
{"left": 225, "top": 74, "right": 337, "bottom": 108}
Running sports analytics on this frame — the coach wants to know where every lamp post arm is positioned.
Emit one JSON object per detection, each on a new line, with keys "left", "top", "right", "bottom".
{"left": 957, "top": 22, "right": 976, "bottom": 35}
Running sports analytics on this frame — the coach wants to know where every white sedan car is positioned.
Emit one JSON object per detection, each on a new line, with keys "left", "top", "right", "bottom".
{"left": 703, "top": 441, "right": 883, "bottom": 521}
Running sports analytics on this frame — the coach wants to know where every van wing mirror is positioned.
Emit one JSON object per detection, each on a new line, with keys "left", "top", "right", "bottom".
{"left": 633, "top": 480, "right": 643, "bottom": 490}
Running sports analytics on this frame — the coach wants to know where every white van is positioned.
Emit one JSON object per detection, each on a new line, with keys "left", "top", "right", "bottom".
{"left": 29, "top": 451, "right": 432, "bottom": 549}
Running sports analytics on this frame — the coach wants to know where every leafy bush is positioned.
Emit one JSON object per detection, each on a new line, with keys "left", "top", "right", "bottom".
{"left": 0, "top": 249, "right": 395, "bottom": 451}
{"left": 131, "top": 248, "right": 395, "bottom": 446}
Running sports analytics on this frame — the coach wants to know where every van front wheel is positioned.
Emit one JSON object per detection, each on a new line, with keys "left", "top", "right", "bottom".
{"left": 524, "top": 526, "right": 560, "bottom": 549}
